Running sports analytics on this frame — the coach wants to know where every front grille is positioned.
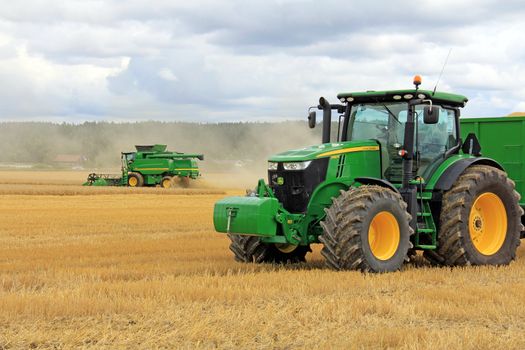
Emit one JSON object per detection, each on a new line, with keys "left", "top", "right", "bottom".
{"left": 268, "top": 158, "right": 329, "bottom": 213}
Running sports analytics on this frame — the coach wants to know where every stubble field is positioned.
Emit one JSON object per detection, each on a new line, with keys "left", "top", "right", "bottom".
{"left": 1, "top": 170, "right": 524, "bottom": 349}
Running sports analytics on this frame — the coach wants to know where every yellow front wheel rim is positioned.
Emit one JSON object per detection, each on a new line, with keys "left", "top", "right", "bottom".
{"left": 129, "top": 177, "right": 138, "bottom": 187}
{"left": 368, "top": 211, "right": 400, "bottom": 260}
{"left": 162, "top": 179, "right": 171, "bottom": 188}
{"left": 469, "top": 192, "right": 507, "bottom": 255}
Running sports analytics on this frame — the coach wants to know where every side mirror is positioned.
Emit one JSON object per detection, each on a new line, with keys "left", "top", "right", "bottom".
{"left": 308, "top": 111, "right": 316, "bottom": 128}
{"left": 423, "top": 105, "right": 439, "bottom": 124}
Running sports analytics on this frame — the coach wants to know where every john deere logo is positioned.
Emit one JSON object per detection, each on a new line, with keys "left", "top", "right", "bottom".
{"left": 277, "top": 177, "right": 284, "bottom": 185}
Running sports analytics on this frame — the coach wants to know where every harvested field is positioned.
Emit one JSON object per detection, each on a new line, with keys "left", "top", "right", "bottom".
{"left": 0, "top": 170, "right": 225, "bottom": 196}
{"left": 0, "top": 171, "right": 524, "bottom": 349}
{"left": 0, "top": 184, "right": 224, "bottom": 196}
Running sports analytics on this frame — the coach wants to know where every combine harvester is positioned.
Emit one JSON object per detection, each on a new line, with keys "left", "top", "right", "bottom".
{"left": 84, "top": 144, "right": 203, "bottom": 188}
{"left": 214, "top": 76, "right": 524, "bottom": 272}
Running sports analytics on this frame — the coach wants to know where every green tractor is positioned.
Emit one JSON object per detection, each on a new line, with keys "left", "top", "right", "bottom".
{"left": 84, "top": 144, "right": 204, "bottom": 188}
{"left": 213, "top": 76, "right": 523, "bottom": 272}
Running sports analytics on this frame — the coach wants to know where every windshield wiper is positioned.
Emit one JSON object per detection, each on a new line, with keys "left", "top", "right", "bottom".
{"left": 373, "top": 99, "right": 401, "bottom": 125}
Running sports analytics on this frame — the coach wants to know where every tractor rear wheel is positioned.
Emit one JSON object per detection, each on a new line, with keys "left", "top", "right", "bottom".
{"left": 161, "top": 176, "right": 172, "bottom": 188}
{"left": 128, "top": 172, "right": 144, "bottom": 187}
{"left": 227, "top": 234, "right": 309, "bottom": 264}
{"left": 437, "top": 165, "right": 522, "bottom": 266}
{"left": 319, "top": 185, "right": 413, "bottom": 272}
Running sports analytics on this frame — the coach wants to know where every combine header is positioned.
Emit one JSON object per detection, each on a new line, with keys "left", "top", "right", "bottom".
{"left": 84, "top": 144, "right": 204, "bottom": 188}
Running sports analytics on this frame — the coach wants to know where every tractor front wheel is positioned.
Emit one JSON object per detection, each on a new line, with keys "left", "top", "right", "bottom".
{"left": 320, "top": 185, "right": 413, "bottom": 272}
{"left": 227, "top": 234, "right": 309, "bottom": 264}
{"left": 437, "top": 165, "right": 522, "bottom": 266}
{"left": 128, "top": 172, "right": 144, "bottom": 187}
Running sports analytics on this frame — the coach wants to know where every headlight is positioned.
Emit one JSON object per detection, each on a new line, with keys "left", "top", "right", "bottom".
{"left": 268, "top": 162, "right": 278, "bottom": 170}
{"left": 283, "top": 161, "right": 311, "bottom": 171}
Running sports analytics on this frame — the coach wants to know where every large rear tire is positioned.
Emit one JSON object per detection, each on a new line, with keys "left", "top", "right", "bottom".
{"left": 437, "top": 165, "right": 523, "bottom": 266}
{"left": 319, "top": 185, "right": 413, "bottom": 272}
{"left": 227, "top": 234, "right": 309, "bottom": 264}
{"left": 128, "top": 172, "right": 144, "bottom": 187}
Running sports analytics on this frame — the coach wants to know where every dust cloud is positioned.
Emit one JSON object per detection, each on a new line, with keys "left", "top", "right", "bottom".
{"left": 0, "top": 121, "right": 322, "bottom": 189}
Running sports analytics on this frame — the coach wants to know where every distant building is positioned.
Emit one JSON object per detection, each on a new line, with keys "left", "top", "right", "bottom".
{"left": 53, "top": 154, "right": 87, "bottom": 168}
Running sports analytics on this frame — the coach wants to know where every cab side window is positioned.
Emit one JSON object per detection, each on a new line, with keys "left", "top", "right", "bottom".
{"left": 417, "top": 106, "right": 457, "bottom": 175}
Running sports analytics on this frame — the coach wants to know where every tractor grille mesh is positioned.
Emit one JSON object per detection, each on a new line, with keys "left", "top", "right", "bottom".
{"left": 268, "top": 158, "right": 329, "bottom": 213}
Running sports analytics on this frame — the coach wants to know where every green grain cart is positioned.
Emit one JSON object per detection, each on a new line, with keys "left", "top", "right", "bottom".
{"left": 213, "top": 76, "right": 524, "bottom": 272}
{"left": 84, "top": 144, "right": 204, "bottom": 188}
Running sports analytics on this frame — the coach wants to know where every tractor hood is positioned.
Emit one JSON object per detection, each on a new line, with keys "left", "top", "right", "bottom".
{"left": 268, "top": 140, "right": 380, "bottom": 162}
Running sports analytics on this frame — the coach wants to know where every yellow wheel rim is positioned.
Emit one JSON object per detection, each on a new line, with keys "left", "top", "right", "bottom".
{"left": 128, "top": 177, "right": 138, "bottom": 187}
{"left": 368, "top": 211, "right": 400, "bottom": 260}
{"left": 162, "top": 179, "right": 171, "bottom": 188}
{"left": 275, "top": 243, "right": 297, "bottom": 254}
{"left": 469, "top": 192, "right": 507, "bottom": 255}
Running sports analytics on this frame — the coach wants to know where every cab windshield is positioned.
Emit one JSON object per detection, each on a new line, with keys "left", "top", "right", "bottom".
{"left": 347, "top": 102, "right": 407, "bottom": 147}
{"left": 346, "top": 102, "right": 457, "bottom": 181}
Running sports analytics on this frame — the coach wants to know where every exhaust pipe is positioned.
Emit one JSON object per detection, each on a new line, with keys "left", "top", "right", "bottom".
{"left": 318, "top": 97, "right": 331, "bottom": 144}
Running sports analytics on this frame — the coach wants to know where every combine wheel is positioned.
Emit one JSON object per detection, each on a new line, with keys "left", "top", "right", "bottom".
{"left": 437, "top": 165, "right": 522, "bottom": 266}
{"left": 227, "top": 234, "right": 309, "bottom": 264}
{"left": 161, "top": 176, "right": 173, "bottom": 188}
{"left": 128, "top": 172, "right": 144, "bottom": 187}
{"left": 319, "top": 185, "right": 413, "bottom": 272}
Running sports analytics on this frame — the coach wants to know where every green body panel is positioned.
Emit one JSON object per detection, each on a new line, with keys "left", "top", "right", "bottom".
{"left": 305, "top": 142, "right": 381, "bottom": 221}
{"left": 129, "top": 158, "right": 200, "bottom": 179}
{"left": 269, "top": 140, "right": 380, "bottom": 162}
{"left": 214, "top": 196, "right": 279, "bottom": 236}
{"left": 460, "top": 116, "right": 525, "bottom": 204}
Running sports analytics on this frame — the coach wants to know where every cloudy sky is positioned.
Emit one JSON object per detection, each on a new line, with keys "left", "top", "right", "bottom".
{"left": 0, "top": 0, "right": 524, "bottom": 122}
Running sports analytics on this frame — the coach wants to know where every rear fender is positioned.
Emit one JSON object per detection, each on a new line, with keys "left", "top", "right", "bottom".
{"left": 426, "top": 156, "right": 504, "bottom": 191}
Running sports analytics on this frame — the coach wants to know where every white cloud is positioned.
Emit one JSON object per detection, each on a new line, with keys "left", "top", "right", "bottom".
{"left": 157, "top": 68, "right": 179, "bottom": 82}
{"left": 0, "top": 0, "right": 524, "bottom": 121}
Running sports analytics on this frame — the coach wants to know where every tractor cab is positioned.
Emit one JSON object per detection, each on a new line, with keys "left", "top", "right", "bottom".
{"left": 335, "top": 88, "right": 467, "bottom": 183}
{"left": 308, "top": 75, "right": 468, "bottom": 186}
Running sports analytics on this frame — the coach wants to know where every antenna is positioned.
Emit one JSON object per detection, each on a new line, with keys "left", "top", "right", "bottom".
{"left": 433, "top": 48, "right": 452, "bottom": 96}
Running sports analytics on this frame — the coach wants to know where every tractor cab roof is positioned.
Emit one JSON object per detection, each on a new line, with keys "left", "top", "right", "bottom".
{"left": 337, "top": 89, "right": 468, "bottom": 107}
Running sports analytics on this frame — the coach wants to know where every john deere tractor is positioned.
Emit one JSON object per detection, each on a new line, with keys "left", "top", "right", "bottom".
{"left": 213, "top": 76, "right": 523, "bottom": 272}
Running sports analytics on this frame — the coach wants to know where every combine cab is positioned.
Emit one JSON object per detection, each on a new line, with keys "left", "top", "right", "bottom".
{"left": 84, "top": 144, "right": 204, "bottom": 187}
